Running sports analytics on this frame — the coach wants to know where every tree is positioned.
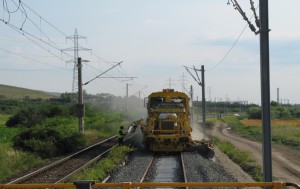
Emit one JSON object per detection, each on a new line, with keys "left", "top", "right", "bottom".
{"left": 247, "top": 107, "right": 261, "bottom": 119}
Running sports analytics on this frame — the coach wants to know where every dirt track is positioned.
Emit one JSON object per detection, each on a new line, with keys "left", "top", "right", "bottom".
{"left": 209, "top": 123, "right": 300, "bottom": 183}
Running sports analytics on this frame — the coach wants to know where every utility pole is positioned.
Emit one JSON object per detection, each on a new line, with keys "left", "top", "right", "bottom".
{"left": 126, "top": 83, "right": 130, "bottom": 112}
{"left": 126, "top": 83, "right": 128, "bottom": 112}
{"left": 77, "top": 57, "right": 84, "bottom": 132}
{"left": 201, "top": 65, "right": 206, "bottom": 125}
{"left": 229, "top": 0, "right": 272, "bottom": 182}
{"left": 184, "top": 65, "right": 206, "bottom": 126}
{"left": 190, "top": 85, "right": 194, "bottom": 123}
{"left": 277, "top": 88, "right": 279, "bottom": 104}
{"left": 260, "top": 0, "right": 272, "bottom": 183}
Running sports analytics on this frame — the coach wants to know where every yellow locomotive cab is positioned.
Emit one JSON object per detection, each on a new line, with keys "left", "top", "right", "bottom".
{"left": 141, "top": 89, "right": 212, "bottom": 155}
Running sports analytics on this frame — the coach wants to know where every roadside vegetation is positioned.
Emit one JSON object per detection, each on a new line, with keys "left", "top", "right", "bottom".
{"left": 69, "top": 146, "right": 134, "bottom": 181}
{"left": 206, "top": 101, "right": 300, "bottom": 181}
{"left": 220, "top": 116, "right": 300, "bottom": 150}
{"left": 0, "top": 90, "right": 144, "bottom": 182}
{"left": 213, "top": 137, "right": 263, "bottom": 181}
{"left": 205, "top": 100, "right": 300, "bottom": 150}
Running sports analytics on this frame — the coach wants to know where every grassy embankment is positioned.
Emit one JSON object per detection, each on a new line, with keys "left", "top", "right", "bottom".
{"left": 208, "top": 117, "right": 263, "bottom": 181}
{"left": 0, "top": 112, "right": 131, "bottom": 182}
{"left": 0, "top": 84, "right": 57, "bottom": 99}
{"left": 68, "top": 146, "right": 134, "bottom": 181}
{"left": 222, "top": 116, "right": 300, "bottom": 149}
{"left": 0, "top": 114, "right": 44, "bottom": 182}
{"left": 0, "top": 84, "right": 136, "bottom": 182}
{"left": 209, "top": 116, "right": 300, "bottom": 181}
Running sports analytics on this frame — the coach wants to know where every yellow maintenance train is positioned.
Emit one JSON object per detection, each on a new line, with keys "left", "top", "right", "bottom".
{"left": 141, "top": 89, "right": 214, "bottom": 156}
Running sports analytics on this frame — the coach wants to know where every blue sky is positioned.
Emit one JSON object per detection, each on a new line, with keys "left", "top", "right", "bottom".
{"left": 1, "top": 0, "right": 300, "bottom": 104}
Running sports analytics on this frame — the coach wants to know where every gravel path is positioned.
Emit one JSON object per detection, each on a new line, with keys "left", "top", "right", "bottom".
{"left": 210, "top": 123, "right": 300, "bottom": 183}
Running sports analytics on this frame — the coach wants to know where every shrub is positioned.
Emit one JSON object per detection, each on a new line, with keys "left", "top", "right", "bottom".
{"left": 13, "top": 127, "right": 86, "bottom": 158}
{"left": 6, "top": 106, "right": 45, "bottom": 128}
{"left": 56, "top": 132, "right": 86, "bottom": 154}
{"left": 247, "top": 107, "right": 261, "bottom": 119}
{"left": 5, "top": 103, "right": 73, "bottom": 128}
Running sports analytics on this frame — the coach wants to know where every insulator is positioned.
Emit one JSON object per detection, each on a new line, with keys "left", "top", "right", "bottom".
{"left": 249, "top": 24, "right": 256, "bottom": 32}
{"left": 255, "top": 19, "right": 261, "bottom": 28}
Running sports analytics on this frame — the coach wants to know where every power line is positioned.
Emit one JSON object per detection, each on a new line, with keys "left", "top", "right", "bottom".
{"left": 20, "top": 0, "right": 68, "bottom": 37}
{"left": 10, "top": 0, "right": 62, "bottom": 51}
{"left": 207, "top": 3, "right": 259, "bottom": 71}
{"left": 0, "top": 47, "right": 70, "bottom": 70}
{"left": 1, "top": 0, "right": 131, "bottom": 85}
{"left": 21, "top": 0, "right": 119, "bottom": 67}
{"left": 1, "top": 21, "right": 69, "bottom": 62}
{"left": 207, "top": 23, "right": 248, "bottom": 71}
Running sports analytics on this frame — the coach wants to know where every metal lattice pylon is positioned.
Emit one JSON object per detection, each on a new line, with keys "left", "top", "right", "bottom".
{"left": 62, "top": 29, "right": 91, "bottom": 103}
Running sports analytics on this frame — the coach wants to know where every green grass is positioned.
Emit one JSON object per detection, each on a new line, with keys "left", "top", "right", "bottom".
{"left": 220, "top": 116, "right": 300, "bottom": 149}
{"left": 0, "top": 84, "right": 55, "bottom": 99}
{"left": 69, "top": 146, "right": 134, "bottom": 181}
{"left": 0, "top": 114, "right": 21, "bottom": 143}
{"left": 0, "top": 126, "right": 21, "bottom": 143}
{"left": 0, "top": 109, "right": 130, "bottom": 182}
{"left": 213, "top": 137, "right": 263, "bottom": 181}
{"left": 0, "top": 143, "right": 43, "bottom": 182}
{"left": 0, "top": 114, "right": 10, "bottom": 125}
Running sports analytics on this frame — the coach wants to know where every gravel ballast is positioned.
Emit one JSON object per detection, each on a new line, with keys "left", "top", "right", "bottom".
{"left": 106, "top": 129, "right": 246, "bottom": 185}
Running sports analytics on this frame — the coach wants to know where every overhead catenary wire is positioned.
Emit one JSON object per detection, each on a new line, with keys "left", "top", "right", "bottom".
{"left": 2, "top": 0, "right": 118, "bottom": 67}
{"left": 0, "top": 47, "right": 71, "bottom": 70}
{"left": 207, "top": 23, "right": 248, "bottom": 71}
{"left": 3, "top": 0, "right": 21, "bottom": 13}
{"left": 21, "top": 1, "right": 119, "bottom": 66}
{"left": 207, "top": 2, "right": 259, "bottom": 71}
{"left": 2, "top": 21, "right": 69, "bottom": 62}
{"left": 1, "top": 0, "right": 136, "bottom": 87}
{"left": 11, "top": 0, "right": 63, "bottom": 52}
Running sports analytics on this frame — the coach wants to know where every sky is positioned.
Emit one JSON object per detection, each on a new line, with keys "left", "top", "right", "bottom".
{"left": 1, "top": 0, "right": 300, "bottom": 104}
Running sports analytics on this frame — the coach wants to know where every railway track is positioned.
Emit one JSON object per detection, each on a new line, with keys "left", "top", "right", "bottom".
{"left": 139, "top": 152, "right": 187, "bottom": 187}
{"left": 7, "top": 136, "right": 120, "bottom": 184}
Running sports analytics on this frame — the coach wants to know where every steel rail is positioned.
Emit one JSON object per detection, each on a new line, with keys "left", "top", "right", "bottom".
{"left": 1, "top": 181, "right": 299, "bottom": 189}
{"left": 180, "top": 152, "right": 188, "bottom": 189}
{"left": 56, "top": 132, "right": 137, "bottom": 184}
{"left": 7, "top": 135, "right": 118, "bottom": 184}
{"left": 138, "top": 154, "right": 155, "bottom": 183}
{"left": 55, "top": 144, "right": 117, "bottom": 183}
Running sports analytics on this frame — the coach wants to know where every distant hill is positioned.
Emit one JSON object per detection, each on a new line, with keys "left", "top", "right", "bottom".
{"left": 0, "top": 84, "right": 60, "bottom": 100}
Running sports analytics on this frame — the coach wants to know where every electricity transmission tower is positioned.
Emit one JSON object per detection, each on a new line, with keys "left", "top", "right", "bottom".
{"left": 165, "top": 77, "right": 175, "bottom": 89}
{"left": 63, "top": 29, "right": 91, "bottom": 103}
{"left": 179, "top": 72, "right": 188, "bottom": 93}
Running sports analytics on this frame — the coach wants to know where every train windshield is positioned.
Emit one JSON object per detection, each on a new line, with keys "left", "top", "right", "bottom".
{"left": 150, "top": 97, "right": 186, "bottom": 108}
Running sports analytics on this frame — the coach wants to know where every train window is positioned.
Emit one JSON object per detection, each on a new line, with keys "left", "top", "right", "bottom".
{"left": 171, "top": 97, "right": 186, "bottom": 108}
{"left": 149, "top": 97, "right": 186, "bottom": 108}
{"left": 150, "top": 97, "right": 165, "bottom": 108}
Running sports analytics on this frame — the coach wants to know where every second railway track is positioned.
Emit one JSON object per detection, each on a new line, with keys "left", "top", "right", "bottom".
{"left": 7, "top": 136, "right": 120, "bottom": 184}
